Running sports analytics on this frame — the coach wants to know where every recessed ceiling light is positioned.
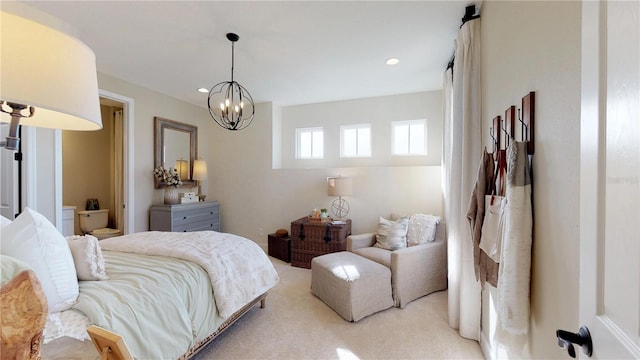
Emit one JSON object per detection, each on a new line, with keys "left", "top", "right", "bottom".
{"left": 197, "top": 87, "right": 209, "bottom": 93}
{"left": 386, "top": 58, "right": 400, "bottom": 65}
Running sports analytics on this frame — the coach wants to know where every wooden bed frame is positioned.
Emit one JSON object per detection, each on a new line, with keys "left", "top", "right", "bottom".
{"left": 183, "top": 293, "right": 267, "bottom": 359}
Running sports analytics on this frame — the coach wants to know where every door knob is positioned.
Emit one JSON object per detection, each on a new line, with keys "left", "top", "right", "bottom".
{"left": 556, "top": 326, "right": 592, "bottom": 358}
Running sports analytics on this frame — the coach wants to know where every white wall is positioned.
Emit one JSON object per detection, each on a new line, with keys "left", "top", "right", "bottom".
{"left": 43, "top": 73, "right": 442, "bottom": 250}
{"left": 206, "top": 94, "right": 444, "bottom": 249}
{"left": 281, "top": 91, "right": 443, "bottom": 169}
{"left": 480, "top": 1, "right": 581, "bottom": 358}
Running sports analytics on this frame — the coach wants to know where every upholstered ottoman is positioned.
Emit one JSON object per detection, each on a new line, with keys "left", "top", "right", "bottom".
{"left": 311, "top": 251, "right": 393, "bottom": 322}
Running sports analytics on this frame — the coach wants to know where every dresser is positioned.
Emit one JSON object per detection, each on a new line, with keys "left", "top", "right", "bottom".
{"left": 290, "top": 217, "right": 351, "bottom": 268}
{"left": 149, "top": 201, "right": 220, "bottom": 232}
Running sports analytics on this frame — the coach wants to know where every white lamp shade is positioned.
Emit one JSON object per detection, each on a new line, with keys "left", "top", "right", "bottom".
{"left": 0, "top": 11, "right": 102, "bottom": 131}
{"left": 192, "top": 160, "right": 208, "bottom": 181}
{"left": 327, "top": 177, "right": 352, "bottom": 196}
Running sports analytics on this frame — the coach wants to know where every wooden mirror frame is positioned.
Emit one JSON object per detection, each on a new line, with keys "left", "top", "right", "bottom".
{"left": 154, "top": 117, "right": 197, "bottom": 189}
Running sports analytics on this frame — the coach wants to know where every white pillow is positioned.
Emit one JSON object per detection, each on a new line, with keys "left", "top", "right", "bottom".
{"left": 0, "top": 215, "right": 12, "bottom": 228}
{"left": 407, "top": 214, "right": 441, "bottom": 246}
{"left": 374, "top": 216, "right": 409, "bottom": 251}
{"left": 0, "top": 207, "right": 79, "bottom": 313}
{"left": 66, "top": 235, "right": 109, "bottom": 281}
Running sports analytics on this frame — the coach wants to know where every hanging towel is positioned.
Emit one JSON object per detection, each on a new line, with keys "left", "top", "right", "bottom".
{"left": 479, "top": 194, "right": 507, "bottom": 262}
{"left": 497, "top": 142, "right": 533, "bottom": 335}
{"left": 467, "top": 149, "right": 500, "bottom": 287}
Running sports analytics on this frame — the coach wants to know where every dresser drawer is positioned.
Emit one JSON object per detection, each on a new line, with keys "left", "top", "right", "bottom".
{"left": 149, "top": 201, "right": 221, "bottom": 232}
{"left": 172, "top": 206, "right": 219, "bottom": 226}
{"left": 174, "top": 219, "right": 220, "bottom": 232}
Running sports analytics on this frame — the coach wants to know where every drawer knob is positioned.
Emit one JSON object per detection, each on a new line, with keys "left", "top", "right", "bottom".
{"left": 183, "top": 216, "right": 187, "bottom": 220}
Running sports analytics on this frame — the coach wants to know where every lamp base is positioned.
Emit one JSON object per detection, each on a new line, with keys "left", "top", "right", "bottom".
{"left": 331, "top": 197, "right": 350, "bottom": 219}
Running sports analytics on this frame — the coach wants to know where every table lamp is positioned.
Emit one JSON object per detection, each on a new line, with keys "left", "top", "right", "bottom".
{"left": 192, "top": 159, "right": 208, "bottom": 201}
{"left": 327, "top": 176, "right": 352, "bottom": 219}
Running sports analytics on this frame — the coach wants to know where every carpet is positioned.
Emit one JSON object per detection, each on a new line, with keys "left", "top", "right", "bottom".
{"left": 193, "top": 257, "right": 484, "bottom": 360}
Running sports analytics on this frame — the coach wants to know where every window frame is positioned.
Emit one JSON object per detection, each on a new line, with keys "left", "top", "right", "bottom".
{"left": 340, "top": 123, "right": 372, "bottom": 158}
{"left": 391, "top": 119, "right": 428, "bottom": 156}
{"left": 295, "top": 127, "right": 324, "bottom": 159}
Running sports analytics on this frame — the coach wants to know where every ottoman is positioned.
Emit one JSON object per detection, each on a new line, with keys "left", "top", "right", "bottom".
{"left": 311, "top": 251, "right": 393, "bottom": 322}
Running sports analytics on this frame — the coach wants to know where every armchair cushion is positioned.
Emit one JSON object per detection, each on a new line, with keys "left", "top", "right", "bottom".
{"left": 347, "top": 232, "right": 376, "bottom": 251}
{"left": 374, "top": 217, "right": 409, "bottom": 251}
{"left": 352, "top": 247, "right": 391, "bottom": 267}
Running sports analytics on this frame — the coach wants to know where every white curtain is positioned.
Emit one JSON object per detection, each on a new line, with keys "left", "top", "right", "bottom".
{"left": 443, "top": 18, "right": 482, "bottom": 341}
{"left": 113, "top": 109, "right": 124, "bottom": 231}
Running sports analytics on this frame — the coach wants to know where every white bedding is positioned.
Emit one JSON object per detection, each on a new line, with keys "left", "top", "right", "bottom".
{"left": 99, "top": 231, "right": 279, "bottom": 318}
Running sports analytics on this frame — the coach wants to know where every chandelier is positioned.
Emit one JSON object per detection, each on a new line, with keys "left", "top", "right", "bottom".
{"left": 207, "top": 33, "right": 255, "bottom": 131}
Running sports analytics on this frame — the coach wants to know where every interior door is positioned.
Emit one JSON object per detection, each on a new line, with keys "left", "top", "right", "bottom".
{"left": 579, "top": 0, "right": 640, "bottom": 358}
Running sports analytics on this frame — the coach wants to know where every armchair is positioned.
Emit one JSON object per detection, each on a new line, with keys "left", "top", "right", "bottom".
{"left": 347, "top": 219, "right": 447, "bottom": 308}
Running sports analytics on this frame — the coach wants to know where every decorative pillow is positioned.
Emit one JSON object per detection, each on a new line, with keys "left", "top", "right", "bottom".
{"left": 407, "top": 214, "right": 441, "bottom": 246}
{"left": 0, "top": 207, "right": 79, "bottom": 313}
{"left": 66, "top": 235, "right": 108, "bottom": 281}
{"left": 374, "top": 216, "right": 409, "bottom": 251}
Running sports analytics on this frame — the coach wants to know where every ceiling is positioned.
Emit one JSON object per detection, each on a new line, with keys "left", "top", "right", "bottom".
{"left": 13, "top": 1, "right": 472, "bottom": 108}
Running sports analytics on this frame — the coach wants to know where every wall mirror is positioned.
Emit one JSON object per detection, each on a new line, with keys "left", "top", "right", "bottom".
{"left": 154, "top": 117, "right": 197, "bottom": 188}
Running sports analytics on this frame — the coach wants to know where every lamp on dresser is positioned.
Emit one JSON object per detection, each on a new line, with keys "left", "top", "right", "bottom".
{"left": 192, "top": 159, "right": 208, "bottom": 201}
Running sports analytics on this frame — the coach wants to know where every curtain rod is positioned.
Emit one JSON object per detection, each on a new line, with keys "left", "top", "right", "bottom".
{"left": 446, "top": 4, "right": 480, "bottom": 71}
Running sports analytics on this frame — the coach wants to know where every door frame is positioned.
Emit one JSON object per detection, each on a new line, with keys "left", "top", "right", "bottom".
{"left": 53, "top": 89, "right": 135, "bottom": 234}
{"left": 579, "top": 0, "right": 640, "bottom": 358}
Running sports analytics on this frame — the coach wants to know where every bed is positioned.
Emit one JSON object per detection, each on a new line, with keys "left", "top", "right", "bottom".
{"left": 0, "top": 208, "right": 279, "bottom": 360}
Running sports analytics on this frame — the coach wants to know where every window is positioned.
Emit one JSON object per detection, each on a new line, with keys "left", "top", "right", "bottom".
{"left": 392, "top": 119, "right": 427, "bottom": 155}
{"left": 340, "top": 124, "right": 371, "bottom": 158}
{"left": 296, "top": 127, "right": 324, "bottom": 159}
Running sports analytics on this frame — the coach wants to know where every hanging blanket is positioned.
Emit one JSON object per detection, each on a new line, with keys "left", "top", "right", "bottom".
{"left": 100, "top": 231, "right": 279, "bottom": 318}
{"left": 497, "top": 142, "right": 533, "bottom": 335}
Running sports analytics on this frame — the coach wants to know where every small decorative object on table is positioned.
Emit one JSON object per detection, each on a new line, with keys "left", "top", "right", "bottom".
{"left": 309, "top": 208, "right": 332, "bottom": 223}
{"left": 154, "top": 166, "right": 182, "bottom": 205}
{"left": 179, "top": 192, "right": 199, "bottom": 204}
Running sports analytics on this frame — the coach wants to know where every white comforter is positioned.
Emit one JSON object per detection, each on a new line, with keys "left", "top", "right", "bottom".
{"left": 100, "top": 231, "right": 279, "bottom": 318}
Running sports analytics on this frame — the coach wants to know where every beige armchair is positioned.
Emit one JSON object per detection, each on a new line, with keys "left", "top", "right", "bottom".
{"left": 347, "top": 221, "right": 447, "bottom": 308}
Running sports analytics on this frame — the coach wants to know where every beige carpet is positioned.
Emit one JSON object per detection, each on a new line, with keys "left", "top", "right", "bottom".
{"left": 193, "top": 257, "right": 484, "bottom": 360}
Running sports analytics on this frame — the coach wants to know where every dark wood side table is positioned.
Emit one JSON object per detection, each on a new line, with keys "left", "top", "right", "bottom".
{"left": 268, "top": 233, "right": 291, "bottom": 263}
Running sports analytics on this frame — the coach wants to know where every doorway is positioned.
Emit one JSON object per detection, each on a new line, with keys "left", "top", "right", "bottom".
{"left": 59, "top": 90, "right": 134, "bottom": 235}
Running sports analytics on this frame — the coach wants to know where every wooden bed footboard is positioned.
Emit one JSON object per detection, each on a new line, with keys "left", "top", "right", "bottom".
{"left": 181, "top": 292, "right": 268, "bottom": 360}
